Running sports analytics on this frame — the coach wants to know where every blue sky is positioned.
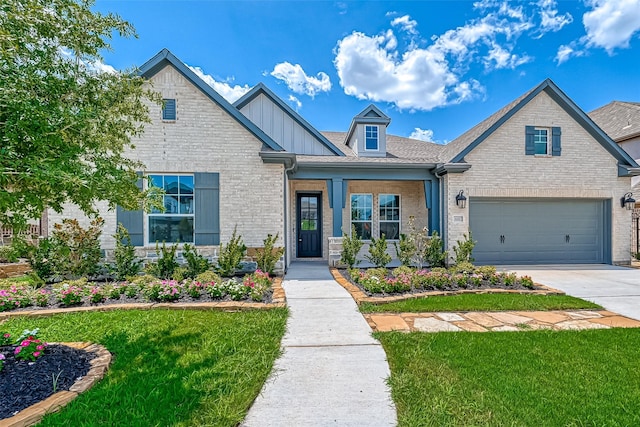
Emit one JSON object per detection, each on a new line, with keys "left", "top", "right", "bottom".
{"left": 95, "top": 0, "right": 640, "bottom": 143}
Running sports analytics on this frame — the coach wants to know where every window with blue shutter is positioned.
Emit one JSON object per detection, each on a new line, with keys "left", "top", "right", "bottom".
{"left": 525, "top": 126, "right": 561, "bottom": 156}
{"left": 116, "top": 174, "right": 144, "bottom": 246}
{"left": 162, "top": 99, "right": 176, "bottom": 121}
{"left": 551, "top": 126, "right": 561, "bottom": 156}
{"left": 525, "top": 126, "right": 535, "bottom": 155}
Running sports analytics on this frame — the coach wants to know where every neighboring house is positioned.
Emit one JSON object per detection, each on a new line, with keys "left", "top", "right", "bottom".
{"left": 48, "top": 49, "right": 640, "bottom": 268}
{"left": 589, "top": 101, "right": 640, "bottom": 190}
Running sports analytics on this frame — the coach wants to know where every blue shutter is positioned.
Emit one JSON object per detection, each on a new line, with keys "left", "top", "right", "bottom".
{"left": 162, "top": 99, "right": 176, "bottom": 120}
{"left": 194, "top": 172, "right": 220, "bottom": 245}
{"left": 116, "top": 174, "right": 144, "bottom": 246}
{"left": 525, "top": 126, "right": 535, "bottom": 155}
{"left": 551, "top": 127, "right": 561, "bottom": 156}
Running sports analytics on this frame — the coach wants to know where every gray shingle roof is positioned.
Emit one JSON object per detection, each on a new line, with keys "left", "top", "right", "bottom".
{"left": 589, "top": 101, "right": 640, "bottom": 142}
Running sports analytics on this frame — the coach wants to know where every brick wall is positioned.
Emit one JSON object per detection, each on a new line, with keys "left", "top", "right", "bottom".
{"left": 445, "top": 91, "right": 633, "bottom": 264}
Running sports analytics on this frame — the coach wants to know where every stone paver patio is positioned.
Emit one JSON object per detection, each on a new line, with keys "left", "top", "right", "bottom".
{"left": 365, "top": 310, "right": 640, "bottom": 333}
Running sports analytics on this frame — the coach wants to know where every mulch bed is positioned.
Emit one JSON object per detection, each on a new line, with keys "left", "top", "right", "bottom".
{"left": 0, "top": 344, "right": 95, "bottom": 420}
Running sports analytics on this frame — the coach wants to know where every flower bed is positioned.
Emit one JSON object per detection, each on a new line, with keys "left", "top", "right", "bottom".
{"left": 344, "top": 265, "right": 539, "bottom": 296}
{"left": 0, "top": 270, "right": 276, "bottom": 313}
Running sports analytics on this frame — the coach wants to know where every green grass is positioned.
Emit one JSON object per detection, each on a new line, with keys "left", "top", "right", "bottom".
{"left": 2, "top": 308, "right": 288, "bottom": 426}
{"left": 377, "top": 329, "right": 640, "bottom": 426}
{"left": 360, "top": 293, "right": 601, "bottom": 313}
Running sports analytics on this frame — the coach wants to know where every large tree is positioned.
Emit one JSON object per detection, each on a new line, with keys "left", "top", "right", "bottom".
{"left": 0, "top": 0, "right": 160, "bottom": 231}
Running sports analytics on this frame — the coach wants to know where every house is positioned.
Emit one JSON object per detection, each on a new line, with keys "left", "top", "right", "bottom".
{"left": 47, "top": 49, "right": 640, "bottom": 268}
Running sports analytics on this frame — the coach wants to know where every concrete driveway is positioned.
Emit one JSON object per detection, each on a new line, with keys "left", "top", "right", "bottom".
{"left": 503, "top": 265, "right": 640, "bottom": 321}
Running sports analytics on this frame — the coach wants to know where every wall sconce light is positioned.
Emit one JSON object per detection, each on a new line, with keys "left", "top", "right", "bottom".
{"left": 621, "top": 192, "right": 635, "bottom": 210}
{"left": 455, "top": 190, "right": 467, "bottom": 209}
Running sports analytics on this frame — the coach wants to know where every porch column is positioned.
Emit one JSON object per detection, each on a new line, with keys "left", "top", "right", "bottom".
{"left": 327, "top": 178, "right": 347, "bottom": 237}
{"left": 424, "top": 179, "right": 440, "bottom": 234}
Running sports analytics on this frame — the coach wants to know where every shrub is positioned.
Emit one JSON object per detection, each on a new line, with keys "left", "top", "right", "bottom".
{"left": 182, "top": 244, "right": 211, "bottom": 278}
{"left": 449, "top": 261, "right": 475, "bottom": 275}
{"left": 382, "top": 276, "right": 411, "bottom": 293}
{"left": 452, "top": 232, "right": 476, "bottom": 264}
{"left": 216, "top": 226, "right": 247, "bottom": 277}
{"left": 392, "top": 266, "right": 414, "bottom": 277}
{"left": 225, "top": 279, "right": 250, "bottom": 301}
{"left": 146, "top": 241, "right": 179, "bottom": 279}
{"left": 393, "top": 233, "right": 416, "bottom": 267}
{"left": 185, "top": 280, "right": 204, "bottom": 298}
{"left": 34, "top": 289, "right": 50, "bottom": 306}
{"left": 204, "top": 280, "right": 225, "bottom": 299}
{"left": 365, "top": 235, "right": 391, "bottom": 268}
{"left": 359, "top": 274, "right": 384, "bottom": 293}
{"left": 28, "top": 238, "right": 55, "bottom": 281}
{"left": 113, "top": 223, "right": 142, "bottom": 281}
{"left": 340, "top": 225, "right": 363, "bottom": 268}
{"left": 50, "top": 218, "right": 104, "bottom": 278}
{"left": 195, "top": 270, "right": 222, "bottom": 284}
{"left": 255, "top": 233, "right": 284, "bottom": 276}
{"left": 402, "top": 216, "right": 431, "bottom": 268}
{"left": 0, "top": 246, "right": 18, "bottom": 263}
{"left": 142, "top": 280, "right": 183, "bottom": 302}
{"left": 171, "top": 266, "right": 188, "bottom": 282}
{"left": 503, "top": 272, "right": 518, "bottom": 287}
{"left": 520, "top": 275, "right": 535, "bottom": 289}
{"left": 0, "top": 286, "right": 33, "bottom": 311}
{"left": 89, "top": 286, "right": 107, "bottom": 304}
{"left": 476, "top": 265, "right": 497, "bottom": 279}
{"left": 424, "top": 230, "right": 447, "bottom": 267}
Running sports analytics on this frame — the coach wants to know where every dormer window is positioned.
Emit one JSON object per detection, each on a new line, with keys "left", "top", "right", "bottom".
{"left": 365, "top": 125, "right": 378, "bottom": 150}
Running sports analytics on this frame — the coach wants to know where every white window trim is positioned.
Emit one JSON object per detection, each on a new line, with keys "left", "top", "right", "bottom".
{"left": 350, "top": 193, "right": 373, "bottom": 240}
{"left": 378, "top": 194, "right": 401, "bottom": 241}
{"left": 364, "top": 125, "right": 379, "bottom": 151}
{"left": 533, "top": 127, "right": 551, "bottom": 157}
{"left": 146, "top": 173, "right": 195, "bottom": 246}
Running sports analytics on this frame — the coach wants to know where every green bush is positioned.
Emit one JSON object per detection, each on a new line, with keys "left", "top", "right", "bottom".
{"left": 392, "top": 265, "right": 414, "bottom": 277}
{"left": 0, "top": 246, "right": 18, "bottom": 263}
{"left": 216, "top": 226, "right": 247, "bottom": 277}
{"left": 340, "top": 225, "right": 363, "bottom": 268}
{"left": 453, "top": 232, "right": 476, "bottom": 264}
{"left": 449, "top": 261, "right": 475, "bottom": 275}
{"left": 113, "top": 223, "right": 142, "bottom": 281}
{"left": 195, "top": 270, "right": 222, "bottom": 284}
{"left": 28, "top": 238, "right": 55, "bottom": 280}
{"left": 255, "top": 233, "right": 284, "bottom": 276}
{"left": 476, "top": 265, "right": 497, "bottom": 279}
{"left": 424, "top": 230, "right": 447, "bottom": 267}
{"left": 54, "top": 218, "right": 104, "bottom": 278}
{"left": 146, "top": 241, "right": 179, "bottom": 279}
{"left": 182, "top": 243, "right": 211, "bottom": 278}
{"left": 365, "top": 234, "right": 391, "bottom": 268}
{"left": 393, "top": 233, "right": 416, "bottom": 267}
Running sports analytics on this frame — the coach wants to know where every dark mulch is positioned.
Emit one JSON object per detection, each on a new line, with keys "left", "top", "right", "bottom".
{"left": 340, "top": 268, "right": 545, "bottom": 297}
{"left": 0, "top": 344, "right": 95, "bottom": 420}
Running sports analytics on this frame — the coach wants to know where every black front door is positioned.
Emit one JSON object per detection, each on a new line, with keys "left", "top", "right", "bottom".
{"left": 297, "top": 193, "right": 322, "bottom": 257}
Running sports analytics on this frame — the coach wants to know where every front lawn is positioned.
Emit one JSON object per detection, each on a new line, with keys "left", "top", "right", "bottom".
{"left": 2, "top": 308, "right": 288, "bottom": 426}
{"left": 378, "top": 329, "right": 640, "bottom": 426}
{"left": 360, "top": 293, "right": 601, "bottom": 313}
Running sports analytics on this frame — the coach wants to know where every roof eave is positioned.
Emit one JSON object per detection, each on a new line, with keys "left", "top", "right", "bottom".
{"left": 259, "top": 151, "right": 296, "bottom": 169}
{"left": 434, "top": 163, "right": 472, "bottom": 175}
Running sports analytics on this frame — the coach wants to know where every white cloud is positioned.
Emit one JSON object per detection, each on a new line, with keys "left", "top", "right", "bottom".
{"left": 557, "top": 0, "right": 640, "bottom": 63}
{"left": 288, "top": 94, "right": 302, "bottom": 110}
{"left": 88, "top": 60, "right": 117, "bottom": 74}
{"left": 188, "top": 66, "right": 251, "bottom": 103}
{"left": 391, "top": 15, "right": 418, "bottom": 35}
{"left": 537, "top": 0, "right": 573, "bottom": 34}
{"left": 582, "top": 0, "right": 640, "bottom": 52}
{"left": 333, "top": 3, "right": 544, "bottom": 111}
{"left": 409, "top": 128, "right": 434, "bottom": 142}
{"left": 270, "top": 62, "right": 331, "bottom": 97}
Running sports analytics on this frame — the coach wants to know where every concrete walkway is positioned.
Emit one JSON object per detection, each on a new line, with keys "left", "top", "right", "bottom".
{"left": 242, "top": 262, "right": 396, "bottom": 427}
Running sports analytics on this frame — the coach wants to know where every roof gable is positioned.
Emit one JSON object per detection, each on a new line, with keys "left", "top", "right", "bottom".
{"left": 138, "top": 49, "right": 284, "bottom": 152}
{"left": 344, "top": 104, "right": 392, "bottom": 146}
{"left": 443, "top": 79, "right": 639, "bottom": 174}
{"left": 234, "top": 83, "right": 344, "bottom": 156}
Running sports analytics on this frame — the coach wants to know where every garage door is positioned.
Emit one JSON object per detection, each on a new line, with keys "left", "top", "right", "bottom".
{"left": 469, "top": 199, "right": 609, "bottom": 265}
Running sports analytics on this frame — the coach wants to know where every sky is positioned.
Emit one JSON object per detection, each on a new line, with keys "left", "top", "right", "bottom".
{"left": 94, "top": 0, "right": 640, "bottom": 144}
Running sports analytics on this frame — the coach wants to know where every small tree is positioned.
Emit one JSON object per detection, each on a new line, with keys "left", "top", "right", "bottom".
{"left": 216, "top": 226, "right": 247, "bottom": 277}
{"left": 182, "top": 243, "right": 211, "bottom": 278}
{"left": 256, "top": 233, "right": 284, "bottom": 276}
{"left": 365, "top": 234, "right": 392, "bottom": 268}
{"left": 394, "top": 233, "right": 416, "bottom": 267}
{"left": 340, "top": 225, "right": 364, "bottom": 268}
{"left": 113, "top": 223, "right": 142, "bottom": 280}
{"left": 146, "top": 241, "right": 179, "bottom": 279}
{"left": 50, "top": 218, "right": 104, "bottom": 278}
{"left": 452, "top": 232, "right": 476, "bottom": 264}
{"left": 425, "top": 230, "right": 447, "bottom": 268}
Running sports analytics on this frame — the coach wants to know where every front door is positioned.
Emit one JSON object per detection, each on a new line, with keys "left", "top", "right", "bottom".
{"left": 297, "top": 193, "right": 322, "bottom": 257}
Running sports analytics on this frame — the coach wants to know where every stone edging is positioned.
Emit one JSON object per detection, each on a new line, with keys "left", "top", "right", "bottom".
{"left": 0, "top": 278, "right": 286, "bottom": 321}
{"left": 329, "top": 268, "right": 565, "bottom": 305}
{"left": 0, "top": 342, "right": 111, "bottom": 427}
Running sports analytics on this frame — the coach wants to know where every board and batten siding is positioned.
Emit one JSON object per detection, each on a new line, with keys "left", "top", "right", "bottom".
{"left": 239, "top": 93, "right": 335, "bottom": 155}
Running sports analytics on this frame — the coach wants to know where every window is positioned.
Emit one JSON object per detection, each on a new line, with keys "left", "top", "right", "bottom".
{"left": 351, "top": 194, "right": 372, "bottom": 239}
{"left": 365, "top": 125, "right": 378, "bottom": 150}
{"left": 148, "top": 174, "right": 194, "bottom": 243}
{"left": 162, "top": 98, "right": 176, "bottom": 121}
{"left": 379, "top": 194, "right": 400, "bottom": 239}
{"left": 534, "top": 128, "right": 549, "bottom": 155}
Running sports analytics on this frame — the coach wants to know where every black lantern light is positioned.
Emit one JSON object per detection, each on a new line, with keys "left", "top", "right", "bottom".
{"left": 455, "top": 190, "right": 467, "bottom": 209}
{"left": 621, "top": 192, "right": 636, "bottom": 210}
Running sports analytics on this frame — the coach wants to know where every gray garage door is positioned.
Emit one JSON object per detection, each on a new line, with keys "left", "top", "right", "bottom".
{"left": 469, "top": 199, "right": 609, "bottom": 265}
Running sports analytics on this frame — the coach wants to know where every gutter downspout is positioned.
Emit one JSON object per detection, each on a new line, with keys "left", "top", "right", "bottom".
{"left": 433, "top": 167, "right": 446, "bottom": 257}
